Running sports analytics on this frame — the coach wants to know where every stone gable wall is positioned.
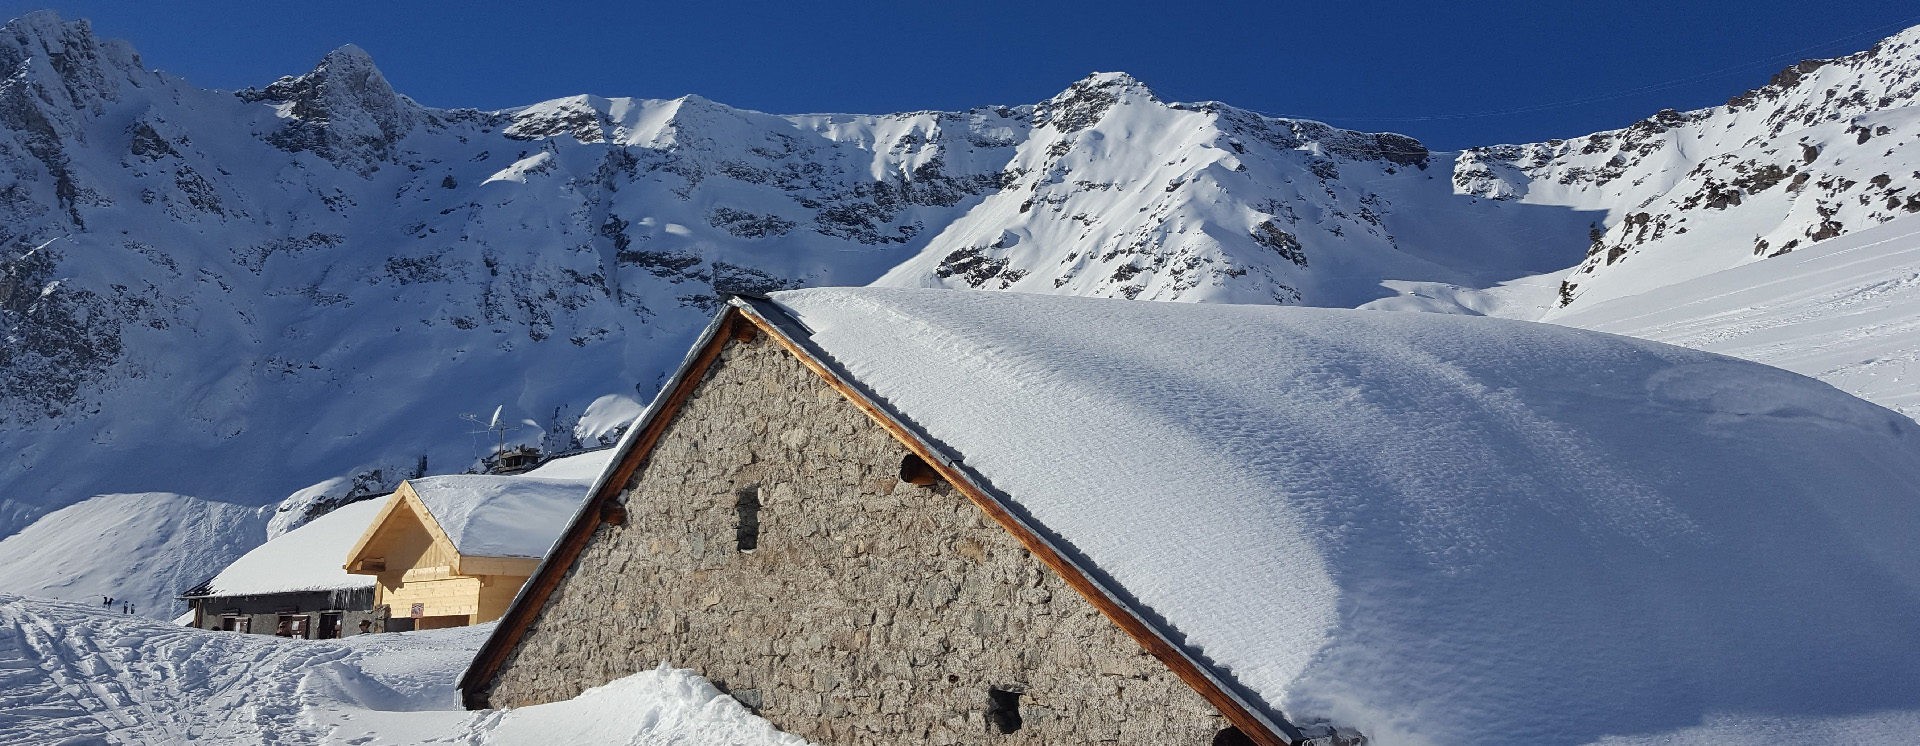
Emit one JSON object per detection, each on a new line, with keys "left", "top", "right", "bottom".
{"left": 479, "top": 333, "right": 1234, "bottom": 744}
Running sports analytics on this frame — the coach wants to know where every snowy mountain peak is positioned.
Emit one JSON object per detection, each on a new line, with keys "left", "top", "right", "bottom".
{"left": 6, "top": 14, "right": 1920, "bottom": 548}
{"left": 1453, "top": 22, "right": 1920, "bottom": 312}
{"left": 1070, "top": 71, "right": 1156, "bottom": 96}
{"left": 0, "top": 11, "right": 147, "bottom": 112}
{"left": 1034, "top": 71, "right": 1159, "bottom": 132}
{"left": 238, "top": 43, "right": 424, "bottom": 173}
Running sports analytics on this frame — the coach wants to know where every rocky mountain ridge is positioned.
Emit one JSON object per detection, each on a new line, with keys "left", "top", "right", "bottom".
{"left": 1453, "top": 25, "right": 1920, "bottom": 312}
{"left": 2, "top": 10, "right": 1917, "bottom": 539}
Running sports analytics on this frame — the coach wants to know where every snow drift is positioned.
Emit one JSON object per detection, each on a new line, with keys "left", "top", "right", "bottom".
{"left": 774, "top": 287, "right": 1920, "bottom": 744}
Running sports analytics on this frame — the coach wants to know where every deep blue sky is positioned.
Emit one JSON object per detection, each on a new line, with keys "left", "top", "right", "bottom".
{"left": 6, "top": 2, "right": 1918, "bottom": 149}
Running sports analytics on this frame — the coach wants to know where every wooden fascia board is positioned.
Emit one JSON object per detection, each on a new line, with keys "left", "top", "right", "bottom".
{"left": 730, "top": 297, "right": 1300, "bottom": 746}
{"left": 456, "top": 307, "right": 743, "bottom": 704}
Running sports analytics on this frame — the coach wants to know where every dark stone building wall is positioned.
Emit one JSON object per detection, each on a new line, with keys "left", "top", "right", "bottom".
{"left": 187, "top": 587, "right": 384, "bottom": 638}
{"left": 478, "top": 333, "right": 1236, "bottom": 744}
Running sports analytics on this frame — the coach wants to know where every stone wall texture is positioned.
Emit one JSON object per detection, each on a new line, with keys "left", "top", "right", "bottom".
{"left": 478, "top": 333, "right": 1238, "bottom": 744}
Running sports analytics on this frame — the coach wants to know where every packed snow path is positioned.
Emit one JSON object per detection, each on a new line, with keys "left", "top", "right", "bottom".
{"left": 0, "top": 594, "right": 804, "bottom": 745}
{"left": 0, "top": 594, "right": 398, "bottom": 743}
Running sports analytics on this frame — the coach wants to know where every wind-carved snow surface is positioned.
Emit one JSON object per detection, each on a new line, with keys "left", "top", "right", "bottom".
{"left": 775, "top": 288, "right": 1920, "bottom": 745}
{"left": 0, "top": 594, "right": 802, "bottom": 745}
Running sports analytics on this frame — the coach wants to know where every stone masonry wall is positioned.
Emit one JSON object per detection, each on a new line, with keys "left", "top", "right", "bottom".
{"left": 480, "top": 333, "right": 1237, "bottom": 744}
{"left": 190, "top": 588, "right": 380, "bottom": 638}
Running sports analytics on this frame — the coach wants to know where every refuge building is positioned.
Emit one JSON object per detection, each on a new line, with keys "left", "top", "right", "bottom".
{"left": 459, "top": 288, "right": 1920, "bottom": 745}
{"left": 343, "top": 475, "right": 587, "bottom": 630}
{"left": 181, "top": 497, "right": 386, "bottom": 638}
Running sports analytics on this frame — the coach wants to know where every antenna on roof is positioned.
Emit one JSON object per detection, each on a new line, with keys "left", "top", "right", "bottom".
{"left": 461, "top": 407, "right": 518, "bottom": 472}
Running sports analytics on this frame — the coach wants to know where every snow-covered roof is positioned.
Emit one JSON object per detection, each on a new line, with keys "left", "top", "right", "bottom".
{"left": 193, "top": 497, "right": 385, "bottom": 597}
{"left": 406, "top": 475, "right": 589, "bottom": 559}
{"left": 520, "top": 449, "right": 617, "bottom": 482}
{"left": 767, "top": 287, "right": 1920, "bottom": 744}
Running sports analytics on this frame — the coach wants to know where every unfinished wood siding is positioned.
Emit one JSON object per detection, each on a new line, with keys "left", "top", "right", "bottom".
{"left": 474, "top": 573, "right": 525, "bottom": 623}
{"left": 347, "top": 488, "right": 542, "bottom": 627}
{"left": 478, "top": 333, "right": 1231, "bottom": 744}
{"left": 368, "top": 499, "right": 455, "bottom": 602}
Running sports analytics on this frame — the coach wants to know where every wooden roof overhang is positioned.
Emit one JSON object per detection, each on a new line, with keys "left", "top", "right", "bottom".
{"left": 456, "top": 296, "right": 1304, "bottom": 745}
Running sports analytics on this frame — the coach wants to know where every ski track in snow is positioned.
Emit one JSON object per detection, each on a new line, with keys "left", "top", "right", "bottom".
{"left": 0, "top": 594, "right": 361, "bottom": 743}
{"left": 0, "top": 594, "right": 807, "bottom": 746}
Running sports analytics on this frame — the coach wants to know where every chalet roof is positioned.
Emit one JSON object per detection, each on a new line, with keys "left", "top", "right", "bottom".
{"left": 404, "top": 475, "right": 588, "bottom": 559}
{"left": 469, "top": 288, "right": 1920, "bottom": 744}
{"left": 185, "top": 497, "right": 384, "bottom": 598}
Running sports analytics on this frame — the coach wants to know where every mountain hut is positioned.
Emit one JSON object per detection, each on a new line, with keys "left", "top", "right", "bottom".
{"left": 456, "top": 288, "right": 1920, "bottom": 745}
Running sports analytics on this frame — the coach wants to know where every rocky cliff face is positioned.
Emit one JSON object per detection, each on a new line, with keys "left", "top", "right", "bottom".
{"left": 1452, "top": 26, "right": 1920, "bottom": 312}
{"left": 3, "top": 10, "right": 1918, "bottom": 538}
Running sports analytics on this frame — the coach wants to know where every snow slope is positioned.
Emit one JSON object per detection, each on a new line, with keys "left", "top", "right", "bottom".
{"left": 0, "top": 12, "right": 1591, "bottom": 538}
{"left": 1554, "top": 213, "right": 1920, "bottom": 419}
{"left": 0, "top": 492, "right": 267, "bottom": 618}
{"left": 0, "top": 594, "right": 805, "bottom": 745}
{"left": 773, "top": 287, "right": 1920, "bottom": 745}
{"left": 1459, "top": 25, "right": 1920, "bottom": 310}
{"left": 5, "top": 10, "right": 1920, "bottom": 545}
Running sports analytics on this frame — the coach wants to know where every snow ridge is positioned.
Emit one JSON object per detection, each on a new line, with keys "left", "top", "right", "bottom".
{"left": 1, "top": 9, "right": 1919, "bottom": 553}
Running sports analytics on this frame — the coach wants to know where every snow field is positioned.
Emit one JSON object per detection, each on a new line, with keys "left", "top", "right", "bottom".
{"left": 1554, "top": 213, "right": 1920, "bottom": 420}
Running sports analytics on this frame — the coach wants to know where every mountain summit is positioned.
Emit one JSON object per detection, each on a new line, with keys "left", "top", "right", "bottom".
{"left": 1, "top": 13, "right": 1918, "bottom": 543}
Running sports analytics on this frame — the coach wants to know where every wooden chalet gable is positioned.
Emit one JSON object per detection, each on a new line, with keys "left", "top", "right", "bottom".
{"left": 344, "top": 481, "right": 539, "bottom": 626}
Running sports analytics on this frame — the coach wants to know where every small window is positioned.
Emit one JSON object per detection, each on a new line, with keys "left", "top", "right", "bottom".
{"left": 986, "top": 687, "right": 1023, "bottom": 734}
{"left": 735, "top": 486, "right": 761, "bottom": 552}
